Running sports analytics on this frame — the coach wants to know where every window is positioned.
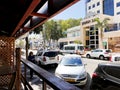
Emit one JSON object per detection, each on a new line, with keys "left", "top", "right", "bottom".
{"left": 103, "top": 0, "right": 114, "bottom": 16}
{"left": 104, "top": 66, "right": 120, "bottom": 79}
{"left": 90, "top": 41, "right": 95, "bottom": 44}
{"left": 65, "top": 46, "right": 75, "bottom": 50}
{"left": 78, "top": 46, "right": 84, "bottom": 50}
{"left": 88, "top": 6, "right": 91, "bottom": 10}
{"left": 117, "top": 12, "right": 120, "bottom": 15}
{"left": 92, "top": 4, "right": 95, "bottom": 8}
{"left": 97, "top": 10, "right": 100, "bottom": 13}
{"left": 97, "top": 2, "right": 100, "bottom": 6}
{"left": 90, "top": 26, "right": 94, "bottom": 30}
{"left": 86, "top": 31, "right": 89, "bottom": 36}
{"left": 96, "top": 41, "right": 98, "bottom": 44}
{"left": 87, "top": 0, "right": 91, "bottom": 3}
{"left": 117, "top": 2, "right": 120, "bottom": 7}
{"left": 96, "top": 36, "right": 98, "bottom": 39}
{"left": 86, "top": 40, "right": 89, "bottom": 45}
{"left": 113, "top": 24, "right": 118, "bottom": 30}
{"left": 90, "top": 36, "right": 95, "bottom": 39}
{"left": 44, "top": 52, "right": 59, "bottom": 57}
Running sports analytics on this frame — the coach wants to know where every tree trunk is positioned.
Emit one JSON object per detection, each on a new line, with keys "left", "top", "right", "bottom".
{"left": 99, "top": 29, "right": 104, "bottom": 49}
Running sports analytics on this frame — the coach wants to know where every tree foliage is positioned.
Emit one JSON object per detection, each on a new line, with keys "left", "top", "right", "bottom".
{"left": 29, "top": 18, "right": 82, "bottom": 44}
{"left": 58, "top": 18, "right": 82, "bottom": 37}
{"left": 94, "top": 17, "right": 110, "bottom": 48}
{"left": 29, "top": 25, "right": 43, "bottom": 34}
{"left": 94, "top": 18, "right": 110, "bottom": 39}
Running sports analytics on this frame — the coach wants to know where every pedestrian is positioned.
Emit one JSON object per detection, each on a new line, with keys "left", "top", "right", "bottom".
{"left": 28, "top": 51, "right": 35, "bottom": 79}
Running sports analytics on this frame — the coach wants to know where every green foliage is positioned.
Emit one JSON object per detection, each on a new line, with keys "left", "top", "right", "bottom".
{"left": 94, "top": 17, "right": 110, "bottom": 39}
{"left": 58, "top": 18, "right": 82, "bottom": 37}
{"left": 74, "top": 40, "right": 82, "bottom": 44}
{"left": 30, "top": 18, "right": 82, "bottom": 43}
{"left": 43, "top": 20, "right": 63, "bottom": 42}
{"left": 29, "top": 25, "right": 43, "bottom": 34}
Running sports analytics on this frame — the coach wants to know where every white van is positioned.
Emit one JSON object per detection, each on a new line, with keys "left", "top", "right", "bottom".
{"left": 62, "top": 44, "right": 85, "bottom": 55}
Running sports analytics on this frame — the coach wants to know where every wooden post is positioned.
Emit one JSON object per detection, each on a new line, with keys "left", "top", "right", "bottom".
{"left": 24, "top": 37, "right": 29, "bottom": 90}
{"left": 16, "top": 48, "right": 21, "bottom": 90}
{"left": 43, "top": 81, "right": 47, "bottom": 90}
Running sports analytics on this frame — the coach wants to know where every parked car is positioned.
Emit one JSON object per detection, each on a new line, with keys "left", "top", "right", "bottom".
{"left": 110, "top": 53, "right": 120, "bottom": 62}
{"left": 86, "top": 49, "right": 112, "bottom": 60}
{"left": 62, "top": 44, "right": 85, "bottom": 55}
{"left": 55, "top": 54, "right": 87, "bottom": 86}
{"left": 35, "top": 50, "right": 64, "bottom": 66}
{"left": 90, "top": 62, "right": 120, "bottom": 90}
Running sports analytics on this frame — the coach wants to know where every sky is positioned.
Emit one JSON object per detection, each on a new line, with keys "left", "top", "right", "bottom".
{"left": 52, "top": 0, "right": 86, "bottom": 20}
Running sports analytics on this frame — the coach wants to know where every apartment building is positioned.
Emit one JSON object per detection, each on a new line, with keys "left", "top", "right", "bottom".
{"left": 85, "top": 0, "right": 120, "bottom": 51}
{"left": 58, "top": 0, "right": 120, "bottom": 51}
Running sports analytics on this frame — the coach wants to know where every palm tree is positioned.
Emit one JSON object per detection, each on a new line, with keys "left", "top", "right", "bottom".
{"left": 94, "top": 17, "right": 110, "bottom": 49}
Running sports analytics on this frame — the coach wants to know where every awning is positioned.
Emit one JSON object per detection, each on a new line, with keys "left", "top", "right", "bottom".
{"left": 0, "top": 0, "right": 79, "bottom": 39}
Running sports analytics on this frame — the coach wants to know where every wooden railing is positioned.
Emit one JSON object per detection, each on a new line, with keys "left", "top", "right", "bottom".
{"left": 21, "top": 60, "right": 80, "bottom": 90}
{"left": 15, "top": 48, "right": 81, "bottom": 90}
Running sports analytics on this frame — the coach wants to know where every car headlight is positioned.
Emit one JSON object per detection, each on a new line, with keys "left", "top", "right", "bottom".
{"left": 78, "top": 72, "right": 87, "bottom": 79}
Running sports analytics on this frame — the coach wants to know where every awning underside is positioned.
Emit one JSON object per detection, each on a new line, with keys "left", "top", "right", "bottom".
{"left": 0, "top": 0, "right": 79, "bottom": 38}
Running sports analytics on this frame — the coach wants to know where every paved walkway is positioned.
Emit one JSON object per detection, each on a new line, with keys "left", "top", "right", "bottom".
{"left": 21, "top": 64, "right": 54, "bottom": 90}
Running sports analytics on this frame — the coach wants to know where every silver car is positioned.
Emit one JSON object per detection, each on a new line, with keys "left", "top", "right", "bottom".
{"left": 55, "top": 54, "right": 87, "bottom": 86}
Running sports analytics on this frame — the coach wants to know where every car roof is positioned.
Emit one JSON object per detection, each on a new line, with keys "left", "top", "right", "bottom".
{"left": 38, "top": 49, "right": 60, "bottom": 52}
{"left": 64, "top": 54, "right": 81, "bottom": 57}
{"left": 98, "top": 62, "right": 120, "bottom": 67}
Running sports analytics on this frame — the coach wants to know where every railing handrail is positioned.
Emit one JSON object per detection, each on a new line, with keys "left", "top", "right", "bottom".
{"left": 21, "top": 58, "right": 81, "bottom": 90}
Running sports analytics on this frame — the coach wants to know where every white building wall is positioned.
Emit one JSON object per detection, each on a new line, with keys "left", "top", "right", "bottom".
{"left": 114, "top": 0, "right": 120, "bottom": 16}
{"left": 87, "top": 0, "right": 103, "bottom": 16}
{"left": 67, "top": 26, "right": 81, "bottom": 38}
{"left": 58, "top": 26, "right": 81, "bottom": 44}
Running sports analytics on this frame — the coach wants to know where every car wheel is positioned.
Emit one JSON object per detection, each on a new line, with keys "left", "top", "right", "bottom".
{"left": 99, "top": 55, "right": 104, "bottom": 60}
{"left": 86, "top": 54, "right": 91, "bottom": 58}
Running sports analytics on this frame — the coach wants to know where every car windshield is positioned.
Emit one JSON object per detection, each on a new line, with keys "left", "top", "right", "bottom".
{"left": 78, "top": 46, "right": 84, "bottom": 50}
{"left": 44, "top": 51, "right": 62, "bottom": 57}
{"left": 60, "top": 56, "right": 83, "bottom": 66}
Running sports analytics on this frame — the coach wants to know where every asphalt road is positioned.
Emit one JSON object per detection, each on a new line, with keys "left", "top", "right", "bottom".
{"left": 42, "top": 58, "right": 108, "bottom": 90}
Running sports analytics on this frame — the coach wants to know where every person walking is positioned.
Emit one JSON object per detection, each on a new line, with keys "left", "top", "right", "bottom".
{"left": 28, "top": 51, "right": 35, "bottom": 79}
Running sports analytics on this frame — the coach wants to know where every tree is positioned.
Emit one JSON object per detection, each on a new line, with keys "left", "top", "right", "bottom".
{"left": 29, "top": 25, "right": 43, "bottom": 34}
{"left": 58, "top": 18, "right": 82, "bottom": 37}
{"left": 94, "top": 18, "right": 110, "bottom": 48}
{"left": 43, "top": 20, "right": 63, "bottom": 47}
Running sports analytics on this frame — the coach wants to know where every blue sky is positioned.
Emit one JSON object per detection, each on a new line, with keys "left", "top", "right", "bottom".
{"left": 52, "top": 0, "right": 86, "bottom": 20}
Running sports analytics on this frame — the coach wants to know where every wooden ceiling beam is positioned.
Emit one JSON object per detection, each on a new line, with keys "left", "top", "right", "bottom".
{"left": 30, "top": 12, "right": 48, "bottom": 18}
{"left": 11, "top": 0, "right": 41, "bottom": 36}
{"left": 21, "top": 27, "right": 31, "bottom": 31}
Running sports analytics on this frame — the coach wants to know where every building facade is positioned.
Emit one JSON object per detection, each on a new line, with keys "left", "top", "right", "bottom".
{"left": 85, "top": 0, "right": 120, "bottom": 51}
{"left": 58, "top": 26, "right": 81, "bottom": 49}
{"left": 58, "top": 0, "right": 120, "bottom": 51}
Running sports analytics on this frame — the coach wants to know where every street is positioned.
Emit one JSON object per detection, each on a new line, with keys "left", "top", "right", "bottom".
{"left": 23, "top": 57, "right": 109, "bottom": 90}
{"left": 82, "top": 58, "right": 108, "bottom": 77}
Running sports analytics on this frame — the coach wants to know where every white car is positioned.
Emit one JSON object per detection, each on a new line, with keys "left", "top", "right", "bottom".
{"left": 110, "top": 53, "right": 120, "bottom": 62}
{"left": 35, "top": 50, "right": 64, "bottom": 66}
{"left": 86, "top": 49, "right": 112, "bottom": 60}
{"left": 55, "top": 54, "right": 87, "bottom": 86}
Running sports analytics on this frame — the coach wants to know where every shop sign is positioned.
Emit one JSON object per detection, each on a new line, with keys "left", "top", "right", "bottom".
{"left": 82, "top": 18, "right": 96, "bottom": 25}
